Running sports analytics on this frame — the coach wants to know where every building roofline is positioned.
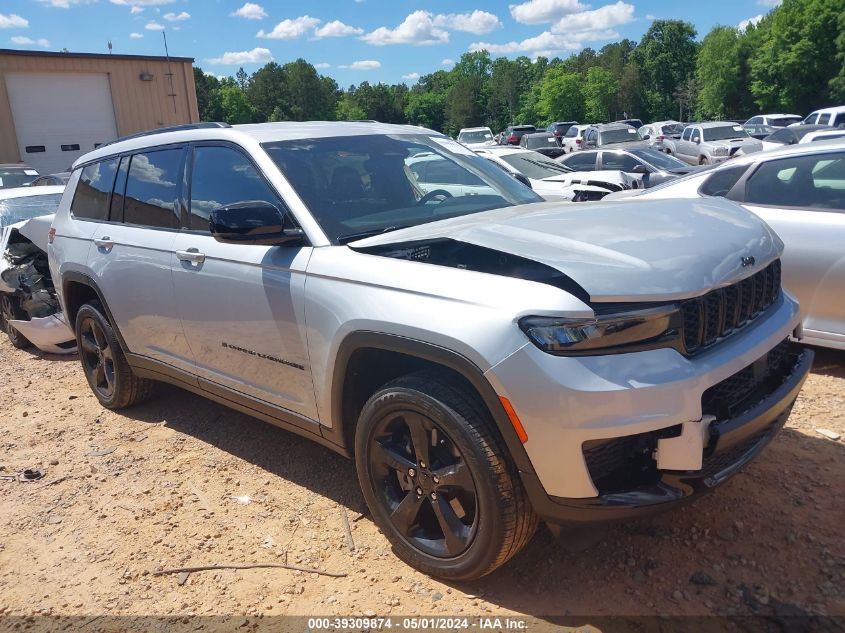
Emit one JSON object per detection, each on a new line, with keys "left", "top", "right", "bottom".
{"left": 0, "top": 48, "right": 194, "bottom": 63}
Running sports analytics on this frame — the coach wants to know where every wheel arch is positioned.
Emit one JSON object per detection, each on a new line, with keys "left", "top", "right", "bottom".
{"left": 327, "top": 331, "right": 536, "bottom": 476}
{"left": 61, "top": 272, "right": 129, "bottom": 350}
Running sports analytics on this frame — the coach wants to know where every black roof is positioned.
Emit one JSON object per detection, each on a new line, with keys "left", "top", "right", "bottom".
{"left": 0, "top": 48, "right": 194, "bottom": 63}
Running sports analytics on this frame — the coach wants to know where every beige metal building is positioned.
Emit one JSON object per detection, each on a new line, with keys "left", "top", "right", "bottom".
{"left": 0, "top": 48, "right": 199, "bottom": 174}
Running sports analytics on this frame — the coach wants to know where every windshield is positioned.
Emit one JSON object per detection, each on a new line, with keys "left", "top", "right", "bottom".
{"left": 0, "top": 168, "right": 39, "bottom": 189}
{"left": 0, "top": 193, "right": 62, "bottom": 226}
{"left": 499, "top": 152, "right": 571, "bottom": 179}
{"left": 702, "top": 125, "right": 750, "bottom": 141}
{"left": 458, "top": 130, "right": 493, "bottom": 143}
{"left": 262, "top": 134, "right": 540, "bottom": 244}
{"left": 600, "top": 128, "right": 638, "bottom": 144}
{"left": 628, "top": 148, "right": 688, "bottom": 170}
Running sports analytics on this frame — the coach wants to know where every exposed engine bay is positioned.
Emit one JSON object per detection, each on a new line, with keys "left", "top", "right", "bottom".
{"left": 0, "top": 215, "right": 76, "bottom": 354}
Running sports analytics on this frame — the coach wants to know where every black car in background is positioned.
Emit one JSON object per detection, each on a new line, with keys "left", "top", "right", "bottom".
{"left": 499, "top": 125, "right": 536, "bottom": 145}
{"left": 546, "top": 121, "right": 579, "bottom": 143}
{"left": 519, "top": 132, "right": 566, "bottom": 158}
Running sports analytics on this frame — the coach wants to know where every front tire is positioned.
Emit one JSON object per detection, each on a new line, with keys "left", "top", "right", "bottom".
{"left": 0, "top": 294, "right": 31, "bottom": 349}
{"left": 355, "top": 371, "right": 538, "bottom": 580}
{"left": 699, "top": 156, "right": 710, "bottom": 165}
{"left": 75, "top": 300, "right": 155, "bottom": 409}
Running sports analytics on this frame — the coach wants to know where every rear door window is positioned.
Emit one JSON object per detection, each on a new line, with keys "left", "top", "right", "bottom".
{"left": 188, "top": 145, "right": 284, "bottom": 232}
{"left": 601, "top": 152, "right": 640, "bottom": 172}
{"left": 71, "top": 159, "right": 119, "bottom": 221}
{"left": 682, "top": 128, "right": 692, "bottom": 141}
{"left": 563, "top": 152, "right": 597, "bottom": 171}
{"left": 818, "top": 113, "right": 831, "bottom": 125}
{"left": 123, "top": 149, "right": 184, "bottom": 229}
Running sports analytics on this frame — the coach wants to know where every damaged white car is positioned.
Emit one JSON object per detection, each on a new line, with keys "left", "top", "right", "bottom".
{"left": 473, "top": 146, "right": 640, "bottom": 201}
{"left": 0, "top": 186, "right": 76, "bottom": 354}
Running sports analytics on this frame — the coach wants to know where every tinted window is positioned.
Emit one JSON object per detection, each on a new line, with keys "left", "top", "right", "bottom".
{"left": 747, "top": 117, "right": 762, "bottom": 125}
{"left": 189, "top": 146, "right": 282, "bottom": 232}
{"left": 599, "top": 128, "right": 637, "bottom": 144}
{"left": 818, "top": 114, "right": 831, "bottom": 125}
{"left": 71, "top": 159, "right": 119, "bottom": 221}
{"left": 702, "top": 125, "right": 748, "bottom": 141}
{"left": 833, "top": 113, "right": 845, "bottom": 128}
{"left": 766, "top": 128, "right": 796, "bottom": 144}
{"left": 602, "top": 152, "right": 640, "bottom": 172}
{"left": 745, "top": 152, "right": 845, "bottom": 210}
{"left": 699, "top": 165, "right": 748, "bottom": 197}
{"left": 682, "top": 128, "right": 692, "bottom": 141}
{"left": 262, "top": 134, "right": 540, "bottom": 244}
{"left": 770, "top": 116, "right": 802, "bottom": 127}
{"left": 409, "top": 156, "right": 485, "bottom": 186}
{"left": 561, "top": 152, "right": 597, "bottom": 170}
{"left": 123, "top": 149, "right": 183, "bottom": 229}
{"left": 564, "top": 127, "right": 579, "bottom": 138}
{"left": 109, "top": 156, "right": 129, "bottom": 221}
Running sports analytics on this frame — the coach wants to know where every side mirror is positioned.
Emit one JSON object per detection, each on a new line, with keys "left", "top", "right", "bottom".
{"left": 641, "top": 134, "right": 650, "bottom": 140}
{"left": 632, "top": 164, "right": 648, "bottom": 174}
{"left": 692, "top": 136, "right": 701, "bottom": 144}
{"left": 209, "top": 201, "right": 304, "bottom": 246}
{"left": 512, "top": 173, "right": 532, "bottom": 189}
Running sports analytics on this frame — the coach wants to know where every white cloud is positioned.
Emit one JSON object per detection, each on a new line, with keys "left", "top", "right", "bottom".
{"left": 145, "top": 21, "right": 165, "bottom": 31}
{"left": 232, "top": 3, "right": 267, "bottom": 20}
{"left": 257, "top": 15, "right": 320, "bottom": 39}
{"left": 129, "top": 32, "right": 143, "bottom": 38}
{"left": 738, "top": 14, "right": 764, "bottom": 31}
{"left": 11, "top": 36, "right": 50, "bottom": 47}
{"left": 314, "top": 62, "right": 330, "bottom": 69}
{"left": 549, "top": 2, "right": 635, "bottom": 34}
{"left": 645, "top": 14, "right": 657, "bottom": 20}
{"left": 470, "top": 27, "right": 618, "bottom": 56}
{"left": 441, "top": 58, "right": 455, "bottom": 66}
{"left": 401, "top": 72, "right": 420, "bottom": 80}
{"left": 163, "top": 11, "right": 190, "bottom": 21}
{"left": 432, "top": 10, "right": 501, "bottom": 35}
{"left": 338, "top": 60, "right": 381, "bottom": 70}
{"left": 757, "top": 0, "right": 781, "bottom": 6}
{"left": 35, "top": 0, "right": 95, "bottom": 7}
{"left": 362, "top": 11, "right": 449, "bottom": 46}
{"left": 110, "top": 0, "right": 176, "bottom": 7}
{"left": 509, "top": 0, "right": 587, "bottom": 24}
{"left": 314, "top": 20, "right": 364, "bottom": 38}
{"left": 0, "top": 13, "right": 29, "bottom": 28}
{"left": 208, "top": 47, "right": 273, "bottom": 65}
{"left": 131, "top": 6, "right": 143, "bottom": 14}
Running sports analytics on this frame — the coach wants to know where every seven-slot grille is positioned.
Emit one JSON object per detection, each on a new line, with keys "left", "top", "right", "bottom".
{"left": 681, "top": 259, "right": 781, "bottom": 355}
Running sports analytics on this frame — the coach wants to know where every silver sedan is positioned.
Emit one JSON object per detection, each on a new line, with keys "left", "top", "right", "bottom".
{"left": 604, "top": 139, "right": 845, "bottom": 350}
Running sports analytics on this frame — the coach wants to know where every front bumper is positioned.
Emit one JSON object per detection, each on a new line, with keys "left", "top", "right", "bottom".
{"left": 520, "top": 345, "right": 811, "bottom": 524}
{"left": 486, "top": 289, "right": 804, "bottom": 516}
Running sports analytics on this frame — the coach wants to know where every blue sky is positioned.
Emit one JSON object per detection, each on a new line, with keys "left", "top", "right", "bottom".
{"left": 2, "top": 0, "right": 782, "bottom": 85}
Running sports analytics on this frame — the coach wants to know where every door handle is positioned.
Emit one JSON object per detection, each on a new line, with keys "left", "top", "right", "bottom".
{"left": 93, "top": 237, "right": 114, "bottom": 249}
{"left": 176, "top": 248, "right": 206, "bottom": 264}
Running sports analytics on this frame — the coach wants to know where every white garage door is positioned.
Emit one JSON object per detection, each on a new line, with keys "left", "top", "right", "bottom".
{"left": 5, "top": 72, "right": 119, "bottom": 175}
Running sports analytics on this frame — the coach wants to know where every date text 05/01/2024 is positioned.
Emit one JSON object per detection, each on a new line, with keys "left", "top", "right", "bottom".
{"left": 306, "top": 617, "right": 529, "bottom": 630}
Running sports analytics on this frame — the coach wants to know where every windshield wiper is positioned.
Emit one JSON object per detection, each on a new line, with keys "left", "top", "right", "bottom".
{"left": 337, "top": 225, "right": 400, "bottom": 244}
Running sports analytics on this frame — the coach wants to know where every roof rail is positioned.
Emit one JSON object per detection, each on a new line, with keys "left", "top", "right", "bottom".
{"left": 106, "top": 122, "right": 231, "bottom": 146}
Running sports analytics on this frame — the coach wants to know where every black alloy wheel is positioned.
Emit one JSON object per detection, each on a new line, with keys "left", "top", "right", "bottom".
{"left": 368, "top": 410, "right": 478, "bottom": 558}
{"left": 0, "top": 294, "right": 30, "bottom": 348}
{"left": 78, "top": 316, "right": 116, "bottom": 400}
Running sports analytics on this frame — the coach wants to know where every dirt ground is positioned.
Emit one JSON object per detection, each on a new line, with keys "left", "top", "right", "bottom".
{"left": 0, "top": 336, "right": 843, "bottom": 630}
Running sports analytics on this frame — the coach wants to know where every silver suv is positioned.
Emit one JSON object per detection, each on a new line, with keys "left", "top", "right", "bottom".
{"left": 49, "top": 121, "right": 812, "bottom": 580}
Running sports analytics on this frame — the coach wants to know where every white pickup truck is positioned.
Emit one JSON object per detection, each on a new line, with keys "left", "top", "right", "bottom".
{"left": 665, "top": 122, "right": 762, "bottom": 165}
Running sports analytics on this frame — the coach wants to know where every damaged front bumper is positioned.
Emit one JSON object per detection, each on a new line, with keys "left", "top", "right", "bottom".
{"left": 522, "top": 345, "right": 811, "bottom": 524}
{"left": 8, "top": 312, "right": 76, "bottom": 354}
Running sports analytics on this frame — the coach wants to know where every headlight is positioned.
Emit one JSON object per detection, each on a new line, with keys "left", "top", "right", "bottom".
{"left": 518, "top": 305, "right": 681, "bottom": 355}
{"left": 712, "top": 147, "right": 729, "bottom": 156}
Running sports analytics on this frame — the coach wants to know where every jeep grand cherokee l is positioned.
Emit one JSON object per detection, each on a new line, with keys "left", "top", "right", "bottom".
{"left": 49, "top": 121, "right": 811, "bottom": 580}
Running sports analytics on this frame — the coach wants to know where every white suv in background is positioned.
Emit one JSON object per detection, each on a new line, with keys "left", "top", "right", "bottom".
{"left": 800, "top": 106, "right": 845, "bottom": 128}
{"left": 560, "top": 124, "right": 590, "bottom": 153}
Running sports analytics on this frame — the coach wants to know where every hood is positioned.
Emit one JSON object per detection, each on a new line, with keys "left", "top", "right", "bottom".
{"left": 351, "top": 198, "right": 782, "bottom": 303}
{"left": 707, "top": 137, "right": 762, "bottom": 148}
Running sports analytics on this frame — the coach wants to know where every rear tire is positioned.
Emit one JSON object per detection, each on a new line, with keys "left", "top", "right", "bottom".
{"left": 75, "top": 300, "right": 155, "bottom": 409}
{"left": 0, "top": 294, "right": 31, "bottom": 349}
{"left": 355, "top": 371, "right": 538, "bottom": 580}
{"left": 699, "top": 156, "right": 709, "bottom": 165}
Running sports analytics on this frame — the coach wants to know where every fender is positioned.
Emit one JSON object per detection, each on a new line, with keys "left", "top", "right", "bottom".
{"left": 326, "top": 331, "right": 537, "bottom": 476}
{"left": 61, "top": 271, "right": 131, "bottom": 351}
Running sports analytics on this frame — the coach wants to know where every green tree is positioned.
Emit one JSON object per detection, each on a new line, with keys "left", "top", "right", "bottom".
{"left": 750, "top": 0, "right": 845, "bottom": 112}
{"left": 537, "top": 67, "right": 584, "bottom": 123}
{"left": 282, "top": 59, "right": 338, "bottom": 120}
{"left": 335, "top": 92, "right": 366, "bottom": 120}
{"left": 695, "top": 26, "right": 747, "bottom": 119}
{"left": 246, "top": 62, "right": 288, "bottom": 122}
{"left": 830, "top": 8, "right": 845, "bottom": 101}
{"left": 634, "top": 20, "right": 698, "bottom": 120}
{"left": 583, "top": 66, "right": 618, "bottom": 122}
{"left": 405, "top": 91, "right": 445, "bottom": 130}
{"left": 193, "top": 67, "right": 224, "bottom": 121}
{"left": 219, "top": 81, "right": 255, "bottom": 124}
